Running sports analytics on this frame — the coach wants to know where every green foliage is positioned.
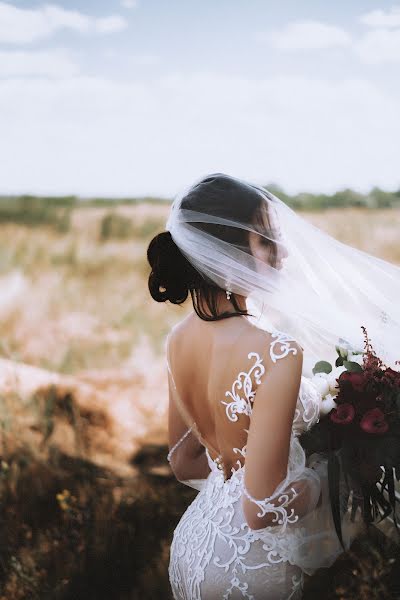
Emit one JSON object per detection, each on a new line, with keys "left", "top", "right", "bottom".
{"left": 83, "top": 196, "right": 169, "bottom": 207}
{"left": 99, "top": 211, "right": 134, "bottom": 241}
{"left": 99, "top": 212, "right": 163, "bottom": 241}
{"left": 0, "top": 195, "right": 75, "bottom": 231}
{"left": 1, "top": 185, "right": 399, "bottom": 218}
{"left": 312, "top": 360, "right": 333, "bottom": 375}
{"left": 336, "top": 356, "right": 344, "bottom": 367}
{"left": 343, "top": 360, "right": 364, "bottom": 373}
{"left": 367, "top": 187, "right": 397, "bottom": 209}
{"left": 263, "top": 185, "right": 400, "bottom": 211}
{"left": 132, "top": 217, "right": 164, "bottom": 239}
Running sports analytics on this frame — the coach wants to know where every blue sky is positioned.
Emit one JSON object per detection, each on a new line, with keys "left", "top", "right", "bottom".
{"left": 0, "top": 1, "right": 399, "bottom": 197}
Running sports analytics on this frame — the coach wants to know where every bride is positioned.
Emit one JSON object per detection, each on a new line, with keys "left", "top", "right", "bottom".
{"left": 146, "top": 173, "right": 400, "bottom": 599}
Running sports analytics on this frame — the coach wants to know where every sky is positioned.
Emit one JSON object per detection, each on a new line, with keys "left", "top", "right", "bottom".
{"left": 0, "top": 1, "right": 399, "bottom": 198}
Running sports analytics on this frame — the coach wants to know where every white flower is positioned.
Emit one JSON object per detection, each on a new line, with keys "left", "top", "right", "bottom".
{"left": 336, "top": 338, "right": 364, "bottom": 359}
{"left": 312, "top": 373, "right": 330, "bottom": 397}
{"left": 327, "top": 365, "right": 346, "bottom": 394}
{"left": 336, "top": 339, "right": 352, "bottom": 358}
{"left": 320, "top": 393, "right": 337, "bottom": 416}
{"left": 347, "top": 352, "right": 364, "bottom": 366}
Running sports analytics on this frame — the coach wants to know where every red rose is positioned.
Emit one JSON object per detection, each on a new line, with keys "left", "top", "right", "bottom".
{"left": 338, "top": 371, "right": 367, "bottom": 393}
{"left": 360, "top": 408, "right": 388, "bottom": 434}
{"left": 330, "top": 403, "right": 355, "bottom": 425}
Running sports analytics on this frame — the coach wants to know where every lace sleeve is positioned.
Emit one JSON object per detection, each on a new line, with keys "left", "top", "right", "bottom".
{"left": 240, "top": 331, "right": 363, "bottom": 574}
{"left": 242, "top": 433, "right": 322, "bottom": 534}
{"left": 241, "top": 331, "right": 322, "bottom": 534}
{"left": 242, "top": 441, "right": 365, "bottom": 576}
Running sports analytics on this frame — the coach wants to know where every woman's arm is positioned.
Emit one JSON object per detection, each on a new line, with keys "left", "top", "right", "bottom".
{"left": 167, "top": 368, "right": 211, "bottom": 482}
{"left": 242, "top": 341, "right": 321, "bottom": 530}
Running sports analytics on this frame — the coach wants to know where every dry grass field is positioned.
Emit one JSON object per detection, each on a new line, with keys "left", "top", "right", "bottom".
{"left": 0, "top": 203, "right": 399, "bottom": 599}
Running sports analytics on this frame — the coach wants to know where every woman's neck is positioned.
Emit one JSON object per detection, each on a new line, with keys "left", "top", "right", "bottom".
{"left": 214, "top": 291, "right": 247, "bottom": 314}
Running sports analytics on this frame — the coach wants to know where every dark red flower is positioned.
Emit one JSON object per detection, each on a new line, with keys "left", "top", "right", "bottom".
{"left": 360, "top": 408, "right": 388, "bottom": 434}
{"left": 383, "top": 367, "right": 400, "bottom": 387}
{"left": 330, "top": 403, "right": 355, "bottom": 425}
{"left": 356, "top": 389, "right": 383, "bottom": 411}
{"left": 338, "top": 371, "right": 367, "bottom": 393}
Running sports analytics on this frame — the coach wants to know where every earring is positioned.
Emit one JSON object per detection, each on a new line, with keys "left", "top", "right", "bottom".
{"left": 225, "top": 275, "right": 232, "bottom": 300}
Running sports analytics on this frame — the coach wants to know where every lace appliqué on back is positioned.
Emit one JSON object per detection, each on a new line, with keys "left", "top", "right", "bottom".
{"left": 221, "top": 352, "right": 265, "bottom": 421}
{"left": 270, "top": 331, "right": 298, "bottom": 363}
{"left": 218, "top": 333, "right": 300, "bottom": 479}
{"left": 221, "top": 332, "right": 298, "bottom": 423}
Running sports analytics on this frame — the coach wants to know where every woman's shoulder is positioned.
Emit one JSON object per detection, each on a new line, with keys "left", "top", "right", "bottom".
{"left": 166, "top": 312, "right": 197, "bottom": 352}
{"left": 168, "top": 311, "right": 195, "bottom": 335}
{"left": 267, "top": 329, "right": 304, "bottom": 363}
{"left": 167, "top": 316, "right": 302, "bottom": 367}
{"left": 242, "top": 324, "right": 302, "bottom": 366}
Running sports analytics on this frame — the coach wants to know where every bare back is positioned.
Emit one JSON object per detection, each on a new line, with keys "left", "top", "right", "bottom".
{"left": 167, "top": 311, "right": 362, "bottom": 598}
{"left": 166, "top": 311, "right": 296, "bottom": 481}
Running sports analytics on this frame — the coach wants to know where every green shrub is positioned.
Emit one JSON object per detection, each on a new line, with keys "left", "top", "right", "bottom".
{"left": 99, "top": 212, "right": 134, "bottom": 241}
{"left": 0, "top": 196, "right": 75, "bottom": 231}
{"left": 132, "top": 217, "right": 164, "bottom": 239}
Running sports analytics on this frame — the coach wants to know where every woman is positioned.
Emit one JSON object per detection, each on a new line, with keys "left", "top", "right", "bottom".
{"left": 146, "top": 173, "right": 400, "bottom": 599}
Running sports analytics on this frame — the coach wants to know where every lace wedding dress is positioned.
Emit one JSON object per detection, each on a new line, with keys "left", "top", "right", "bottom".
{"left": 167, "top": 329, "right": 364, "bottom": 600}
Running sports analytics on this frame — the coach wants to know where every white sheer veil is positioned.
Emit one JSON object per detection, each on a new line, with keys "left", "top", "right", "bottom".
{"left": 165, "top": 172, "right": 400, "bottom": 376}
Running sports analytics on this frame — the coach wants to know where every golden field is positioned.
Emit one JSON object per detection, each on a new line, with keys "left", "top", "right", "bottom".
{"left": 0, "top": 203, "right": 399, "bottom": 599}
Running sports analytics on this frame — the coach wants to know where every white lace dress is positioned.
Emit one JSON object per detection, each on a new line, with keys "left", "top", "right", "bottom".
{"left": 167, "top": 333, "right": 363, "bottom": 600}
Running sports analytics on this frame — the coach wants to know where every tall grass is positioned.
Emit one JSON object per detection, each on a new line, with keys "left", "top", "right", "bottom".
{"left": 0, "top": 196, "right": 76, "bottom": 232}
{"left": 0, "top": 201, "right": 399, "bottom": 598}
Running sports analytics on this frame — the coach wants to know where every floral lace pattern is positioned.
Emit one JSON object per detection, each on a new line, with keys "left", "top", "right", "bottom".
{"left": 168, "top": 330, "right": 322, "bottom": 599}
{"left": 221, "top": 352, "right": 265, "bottom": 421}
{"left": 269, "top": 331, "right": 299, "bottom": 363}
{"left": 169, "top": 443, "right": 308, "bottom": 599}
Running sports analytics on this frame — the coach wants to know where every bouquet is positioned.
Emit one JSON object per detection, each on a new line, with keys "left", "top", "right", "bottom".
{"left": 299, "top": 326, "right": 400, "bottom": 550}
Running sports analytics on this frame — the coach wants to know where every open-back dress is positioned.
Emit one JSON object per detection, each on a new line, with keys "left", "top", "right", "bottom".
{"left": 166, "top": 317, "right": 364, "bottom": 600}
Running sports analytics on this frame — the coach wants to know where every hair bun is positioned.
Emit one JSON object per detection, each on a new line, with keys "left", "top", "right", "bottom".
{"left": 147, "top": 230, "right": 196, "bottom": 303}
{"left": 156, "top": 230, "right": 174, "bottom": 250}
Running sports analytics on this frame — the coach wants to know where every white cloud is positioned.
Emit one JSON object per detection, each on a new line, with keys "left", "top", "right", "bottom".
{"left": 0, "top": 73, "right": 398, "bottom": 197}
{"left": 359, "top": 7, "right": 400, "bottom": 28}
{"left": 103, "top": 50, "right": 160, "bottom": 65}
{"left": 95, "top": 16, "right": 127, "bottom": 34}
{"left": 0, "top": 49, "right": 79, "bottom": 77}
{"left": 355, "top": 28, "right": 400, "bottom": 64}
{"left": 121, "top": 0, "right": 138, "bottom": 8}
{"left": 259, "top": 20, "right": 352, "bottom": 50}
{"left": 129, "top": 54, "right": 160, "bottom": 66}
{"left": 258, "top": 17, "right": 400, "bottom": 66}
{"left": 0, "top": 2, "right": 128, "bottom": 43}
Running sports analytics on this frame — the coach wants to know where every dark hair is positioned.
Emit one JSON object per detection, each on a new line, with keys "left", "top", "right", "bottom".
{"left": 146, "top": 173, "right": 277, "bottom": 321}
